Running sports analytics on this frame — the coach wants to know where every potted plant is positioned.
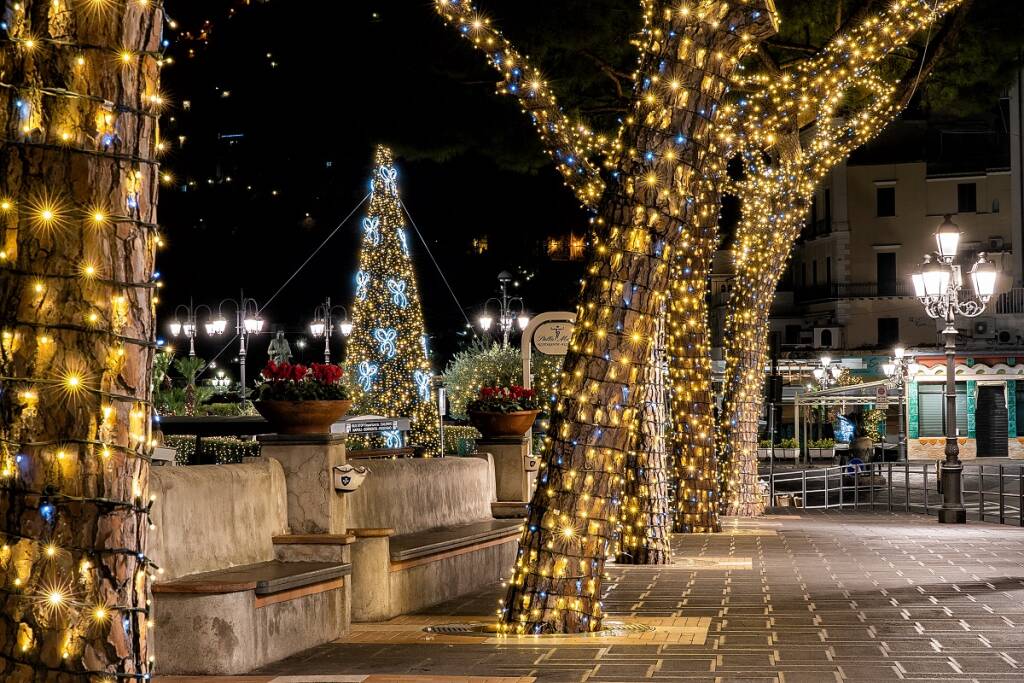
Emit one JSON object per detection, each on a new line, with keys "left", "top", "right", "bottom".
{"left": 466, "top": 385, "right": 541, "bottom": 438}
{"left": 779, "top": 437, "right": 799, "bottom": 460}
{"left": 757, "top": 439, "right": 773, "bottom": 460}
{"left": 253, "top": 361, "right": 352, "bottom": 435}
{"left": 808, "top": 438, "right": 835, "bottom": 460}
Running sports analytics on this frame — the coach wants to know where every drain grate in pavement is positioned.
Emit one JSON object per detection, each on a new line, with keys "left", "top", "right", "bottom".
{"left": 423, "top": 621, "right": 655, "bottom": 637}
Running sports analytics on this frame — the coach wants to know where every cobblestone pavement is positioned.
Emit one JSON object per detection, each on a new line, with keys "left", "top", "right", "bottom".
{"left": 251, "top": 512, "right": 1024, "bottom": 682}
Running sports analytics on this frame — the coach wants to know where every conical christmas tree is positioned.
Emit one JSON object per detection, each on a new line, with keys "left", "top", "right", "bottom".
{"left": 347, "top": 145, "right": 441, "bottom": 455}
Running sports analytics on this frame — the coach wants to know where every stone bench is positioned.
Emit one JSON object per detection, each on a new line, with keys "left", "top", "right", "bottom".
{"left": 150, "top": 460, "right": 352, "bottom": 674}
{"left": 345, "top": 457, "right": 520, "bottom": 621}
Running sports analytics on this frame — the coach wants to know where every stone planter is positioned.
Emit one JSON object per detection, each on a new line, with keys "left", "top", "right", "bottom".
{"left": 254, "top": 399, "right": 352, "bottom": 435}
{"left": 467, "top": 410, "right": 540, "bottom": 438}
{"left": 808, "top": 447, "right": 835, "bottom": 460}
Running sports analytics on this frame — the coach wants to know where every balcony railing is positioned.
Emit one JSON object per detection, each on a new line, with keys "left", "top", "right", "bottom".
{"left": 793, "top": 281, "right": 910, "bottom": 303}
{"left": 996, "top": 288, "right": 1024, "bottom": 315}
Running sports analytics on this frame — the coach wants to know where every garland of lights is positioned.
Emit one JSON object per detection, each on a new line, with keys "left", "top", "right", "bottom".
{"left": 434, "top": 0, "right": 613, "bottom": 209}
{"left": 438, "top": 0, "right": 778, "bottom": 634}
{"left": 0, "top": 0, "right": 165, "bottom": 677}
{"left": 346, "top": 146, "right": 441, "bottom": 456}
{"left": 716, "top": 0, "right": 966, "bottom": 517}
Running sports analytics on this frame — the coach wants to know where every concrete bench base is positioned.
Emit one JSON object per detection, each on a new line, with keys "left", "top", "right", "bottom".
{"left": 350, "top": 522, "right": 519, "bottom": 622}
{"left": 154, "top": 558, "right": 352, "bottom": 674}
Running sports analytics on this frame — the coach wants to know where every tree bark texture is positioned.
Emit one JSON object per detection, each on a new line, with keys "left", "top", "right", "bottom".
{"left": 614, "top": 313, "right": 671, "bottom": 565}
{"left": 0, "top": 1, "right": 161, "bottom": 679}
{"left": 500, "top": 2, "right": 777, "bottom": 634}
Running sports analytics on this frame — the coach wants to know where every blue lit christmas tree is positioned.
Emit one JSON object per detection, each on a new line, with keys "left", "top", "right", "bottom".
{"left": 347, "top": 146, "right": 440, "bottom": 454}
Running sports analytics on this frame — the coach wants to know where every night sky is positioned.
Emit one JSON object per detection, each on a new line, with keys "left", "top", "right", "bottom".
{"left": 157, "top": 1, "right": 596, "bottom": 369}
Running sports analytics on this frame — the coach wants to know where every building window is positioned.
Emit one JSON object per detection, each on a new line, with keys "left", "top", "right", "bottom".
{"left": 876, "top": 186, "right": 896, "bottom": 217}
{"left": 992, "top": 198, "right": 1001, "bottom": 213}
{"left": 957, "top": 183, "right": 977, "bottom": 213}
{"left": 784, "top": 325, "right": 801, "bottom": 345}
{"left": 812, "top": 260, "right": 818, "bottom": 286}
{"left": 877, "top": 317, "right": 899, "bottom": 348}
{"left": 826, "top": 256, "right": 832, "bottom": 285}
{"left": 877, "top": 252, "right": 897, "bottom": 295}
{"left": 918, "top": 383, "right": 968, "bottom": 437}
{"left": 820, "top": 329, "right": 833, "bottom": 348}
{"left": 471, "top": 237, "right": 489, "bottom": 255}
{"left": 568, "top": 234, "right": 585, "bottom": 261}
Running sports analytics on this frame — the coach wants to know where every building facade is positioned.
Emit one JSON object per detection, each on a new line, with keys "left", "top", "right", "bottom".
{"left": 711, "top": 104, "right": 1024, "bottom": 460}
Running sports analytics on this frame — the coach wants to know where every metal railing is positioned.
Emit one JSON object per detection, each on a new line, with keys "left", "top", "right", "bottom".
{"left": 763, "top": 462, "right": 1024, "bottom": 526}
{"left": 793, "top": 281, "right": 911, "bottom": 303}
{"left": 995, "top": 288, "right": 1024, "bottom": 315}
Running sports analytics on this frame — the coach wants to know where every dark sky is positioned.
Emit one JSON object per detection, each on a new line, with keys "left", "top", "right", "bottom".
{"left": 157, "top": 1, "right": 593, "bottom": 369}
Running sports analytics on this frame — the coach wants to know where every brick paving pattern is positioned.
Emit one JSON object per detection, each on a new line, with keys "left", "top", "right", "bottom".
{"left": 250, "top": 511, "right": 1024, "bottom": 681}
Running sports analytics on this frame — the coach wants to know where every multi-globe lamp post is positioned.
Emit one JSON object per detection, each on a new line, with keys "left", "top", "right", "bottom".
{"left": 169, "top": 299, "right": 213, "bottom": 357}
{"left": 478, "top": 270, "right": 530, "bottom": 348}
{"left": 170, "top": 292, "right": 267, "bottom": 398}
{"left": 813, "top": 354, "right": 843, "bottom": 390}
{"left": 309, "top": 297, "right": 354, "bottom": 363}
{"left": 882, "top": 345, "right": 912, "bottom": 463}
{"left": 912, "top": 215, "right": 998, "bottom": 524}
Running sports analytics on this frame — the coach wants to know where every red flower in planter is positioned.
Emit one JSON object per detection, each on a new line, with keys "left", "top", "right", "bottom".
{"left": 311, "top": 363, "right": 343, "bottom": 385}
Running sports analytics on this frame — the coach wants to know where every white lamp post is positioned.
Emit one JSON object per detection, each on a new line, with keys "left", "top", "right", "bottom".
{"left": 309, "top": 297, "right": 352, "bottom": 364}
{"left": 168, "top": 299, "right": 212, "bottom": 357}
{"left": 205, "top": 291, "right": 267, "bottom": 400}
{"left": 477, "top": 271, "right": 529, "bottom": 348}
{"left": 914, "top": 215, "right": 997, "bottom": 524}
{"left": 884, "top": 344, "right": 912, "bottom": 462}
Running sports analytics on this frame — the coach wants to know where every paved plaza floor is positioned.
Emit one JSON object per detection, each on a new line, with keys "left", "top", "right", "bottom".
{"left": 162, "top": 511, "right": 1024, "bottom": 682}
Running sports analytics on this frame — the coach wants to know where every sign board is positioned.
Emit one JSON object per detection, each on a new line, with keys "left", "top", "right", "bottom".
{"left": 533, "top": 320, "right": 573, "bottom": 356}
{"left": 335, "top": 415, "right": 411, "bottom": 435}
{"left": 875, "top": 384, "right": 888, "bottom": 409}
{"left": 521, "top": 312, "right": 576, "bottom": 390}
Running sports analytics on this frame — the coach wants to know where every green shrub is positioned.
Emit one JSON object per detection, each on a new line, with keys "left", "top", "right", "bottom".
{"left": 442, "top": 342, "right": 563, "bottom": 419}
{"left": 443, "top": 425, "right": 481, "bottom": 455}
{"left": 779, "top": 438, "right": 799, "bottom": 449}
{"left": 165, "top": 435, "right": 260, "bottom": 465}
{"left": 809, "top": 438, "right": 835, "bottom": 449}
{"left": 758, "top": 439, "right": 773, "bottom": 448}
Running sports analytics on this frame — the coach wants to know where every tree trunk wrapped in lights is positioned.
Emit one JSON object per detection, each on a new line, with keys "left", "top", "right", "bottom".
{"left": 435, "top": 0, "right": 778, "bottom": 634}
{"left": 0, "top": 1, "right": 163, "bottom": 678}
{"left": 615, "top": 314, "right": 671, "bottom": 565}
{"left": 717, "top": 0, "right": 971, "bottom": 516}
{"left": 346, "top": 145, "right": 441, "bottom": 455}
{"left": 667, "top": 186, "right": 724, "bottom": 534}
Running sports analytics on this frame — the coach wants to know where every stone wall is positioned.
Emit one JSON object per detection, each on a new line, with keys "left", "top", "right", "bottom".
{"left": 346, "top": 457, "right": 496, "bottom": 534}
{"left": 150, "top": 460, "right": 289, "bottom": 581}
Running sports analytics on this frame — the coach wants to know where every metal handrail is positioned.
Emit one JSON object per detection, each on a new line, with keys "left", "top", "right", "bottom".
{"left": 762, "top": 462, "right": 1023, "bottom": 526}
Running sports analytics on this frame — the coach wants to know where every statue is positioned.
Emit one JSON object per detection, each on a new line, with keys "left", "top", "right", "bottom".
{"left": 267, "top": 330, "right": 293, "bottom": 365}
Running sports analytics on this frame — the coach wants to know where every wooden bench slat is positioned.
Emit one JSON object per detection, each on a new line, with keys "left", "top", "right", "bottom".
{"left": 388, "top": 519, "right": 522, "bottom": 563}
{"left": 154, "top": 560, "right": 351, "bottom": 595}
{"left": 272, "top": 534, "right": 357, "bottom": 546}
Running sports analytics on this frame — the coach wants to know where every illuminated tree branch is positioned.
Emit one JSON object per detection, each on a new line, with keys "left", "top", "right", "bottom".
{"left": 433, "top": 0, "right": 613, "bottom": 208}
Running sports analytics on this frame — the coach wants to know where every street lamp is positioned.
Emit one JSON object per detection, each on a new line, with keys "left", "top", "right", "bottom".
{"left": 883, "top": 344, "right": 912, "bottom": 463}
{"left": 205, "top": 292, "right": 267, "bottom": 400}
{"left": 477, "top": 271, "right": 529, "bottom": 347}
{"left": 169, "top": 299, "right": 213, "bottom": 357}
{"left": 309, "top": 297, "right": 352, "bottom": 364}
{"left": 913, "top": 215, "right": 998, "bottom": 524}
{"left": 813, "top": 355, "right": 842, "bottom": 390}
